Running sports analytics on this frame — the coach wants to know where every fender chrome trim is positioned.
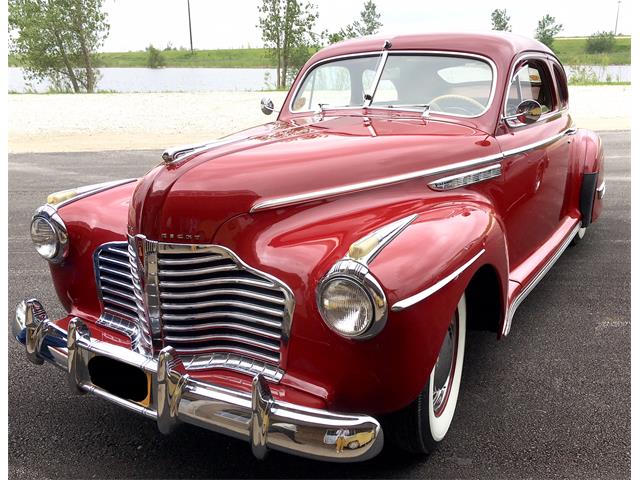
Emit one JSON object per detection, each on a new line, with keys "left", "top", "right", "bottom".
{"left": 348, "top": 214, "right": 418, "bottom": 264}
{"left": 429, "top": 164, "right": 502, "bottom": 191}
{"left": 391, "top": 249, "right": 485, "bottom": 312}
{"left": 47, "top": 178, "right": 137, "bottom": 210}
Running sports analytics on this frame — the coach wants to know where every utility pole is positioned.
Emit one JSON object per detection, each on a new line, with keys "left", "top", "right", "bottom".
{"left": 187, "top": 0, "right": 194, "bottom": 53}
{"left": 614, "top": 0, "right": 621, "bottom": 35}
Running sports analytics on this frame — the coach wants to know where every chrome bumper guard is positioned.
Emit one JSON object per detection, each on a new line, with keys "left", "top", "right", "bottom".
{"left": 12, "top": 299, "right": 383, "bottom": 462}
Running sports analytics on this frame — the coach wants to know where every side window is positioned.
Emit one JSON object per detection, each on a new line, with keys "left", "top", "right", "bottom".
{"left": 505, "top": 60, "right": 555, "bottom": 116}
{"left": 552, "top": 63, "right": 569, "bottom": 109}
{"left": 292, "top": 65, "right": 352, "bottom": 112}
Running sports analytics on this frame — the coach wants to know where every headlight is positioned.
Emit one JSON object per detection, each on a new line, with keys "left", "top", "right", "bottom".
{"left": 318, "top": 277, "right": 374, "bottom": 337}
{"left": 30, "top": 216, "right": 59, "bottom": 259}
{"left": 316, "top": 260, "right": 388, "bottom": 339}
{"left": 30, "top": 206, "right": 69, "bottom": 263}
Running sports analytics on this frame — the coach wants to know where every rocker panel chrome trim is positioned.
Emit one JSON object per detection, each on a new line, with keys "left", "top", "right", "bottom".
{"left": 502, "top": 222, "right": 580, "bottom": 336}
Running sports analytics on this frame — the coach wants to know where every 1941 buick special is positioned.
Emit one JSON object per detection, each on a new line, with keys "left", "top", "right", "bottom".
{"left": 13, "top": 32, "right": 605, "bottom": 462}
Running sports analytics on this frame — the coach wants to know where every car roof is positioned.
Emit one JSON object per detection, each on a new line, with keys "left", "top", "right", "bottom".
{"left": 309, "top": 32, "right": 555, "bottom": 68}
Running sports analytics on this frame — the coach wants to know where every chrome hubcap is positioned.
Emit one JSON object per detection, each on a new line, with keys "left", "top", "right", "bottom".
{"left": 432, "top": 312, "right": 458, "bottom": 416}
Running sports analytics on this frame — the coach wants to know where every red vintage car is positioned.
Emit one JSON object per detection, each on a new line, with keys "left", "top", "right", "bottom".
{"left": 14, "top": 32, "right": 605, "bottom": 462}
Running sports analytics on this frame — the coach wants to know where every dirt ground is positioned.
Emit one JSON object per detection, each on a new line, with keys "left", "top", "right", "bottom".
{"left": 8, "top": 86, "right": 630, "bottom": 153}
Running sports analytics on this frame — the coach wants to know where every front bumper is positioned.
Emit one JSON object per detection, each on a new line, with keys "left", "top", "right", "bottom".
{"left": 12, "top": 299, "right": 383, "bottom": 462}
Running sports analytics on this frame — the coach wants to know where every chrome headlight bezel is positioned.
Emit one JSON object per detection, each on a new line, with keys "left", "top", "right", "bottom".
{"left": 30, "top": 204, "right": 69, "bottom": 263}
{"left": 316, "top": 259, "right": 387, "bottom": 340}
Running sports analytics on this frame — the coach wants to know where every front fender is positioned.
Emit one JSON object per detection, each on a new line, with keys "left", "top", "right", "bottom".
{"left": 214, "top": 187, "right": 509, "bottom": 414}
{"left": 367, "top": 201, "right": 509, "bottom": 408}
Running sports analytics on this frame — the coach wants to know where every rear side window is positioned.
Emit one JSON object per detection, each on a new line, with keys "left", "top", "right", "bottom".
{"left": 505, "top": 60, "right": 555, "bottom": 116}
{"left": 552, "top": 63, "right": 569, "bottom": 109}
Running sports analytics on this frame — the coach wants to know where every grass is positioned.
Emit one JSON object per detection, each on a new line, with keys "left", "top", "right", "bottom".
{"left": 552, "top": 36, "right": 631, "bottom": 65}
{"left": 9, "top": 37, "right": 629, "bottom": 69}
{"left": 98, "top": 48, "right": 279, "bottom": 68}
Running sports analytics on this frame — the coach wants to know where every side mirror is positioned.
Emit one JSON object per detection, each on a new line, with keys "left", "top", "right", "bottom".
{"left": 260, "top": 97, "right": 275, "bottom": 115}
{"left": 504, "top": 99, "right": 542, "bottom": 126}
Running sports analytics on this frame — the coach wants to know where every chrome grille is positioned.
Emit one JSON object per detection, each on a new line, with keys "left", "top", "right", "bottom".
{"left": 95, "top": 243, "right": 138, "bottom": 322}
{"left": 94, "top": 239, "right": 293, "bottom": 372}
{"left": 156, "top": 243, "right": 290, "bottom": 366}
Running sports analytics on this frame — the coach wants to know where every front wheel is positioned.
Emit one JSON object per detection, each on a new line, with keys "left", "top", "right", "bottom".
{"left": 386, "top": 294, "right": 466, "bottom": 454}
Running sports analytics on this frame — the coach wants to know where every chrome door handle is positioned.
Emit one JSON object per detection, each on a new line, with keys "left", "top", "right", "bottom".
{"left": 564, "top": 127, "right": 578, "bottom": 136}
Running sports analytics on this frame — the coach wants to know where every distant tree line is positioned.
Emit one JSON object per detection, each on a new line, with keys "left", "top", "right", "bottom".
{"left": 491, "top": 8, "right": 619, "bottom": 53}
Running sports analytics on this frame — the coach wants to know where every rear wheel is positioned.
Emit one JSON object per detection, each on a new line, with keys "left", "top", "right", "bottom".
{"left": 386, "top": 294, "right": 466, "bottom": 453}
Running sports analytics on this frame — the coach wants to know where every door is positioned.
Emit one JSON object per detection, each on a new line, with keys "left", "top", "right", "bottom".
{"left": 496, "top": 56, "right": 573, "bottom": 270}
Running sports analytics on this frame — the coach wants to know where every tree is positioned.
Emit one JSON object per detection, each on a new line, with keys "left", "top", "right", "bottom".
{"left": 535, "top": 14, "right": 563, "bottom": 48}
{"left": 8, "top": 0, "right": 109, "bottom": 93}
{"left": 585, "top": 31, "right": 616, "bottom": 53}
{"left": 146, "top": 44, "right": 166, "bottom": 69}
{"left": 329, "top": 1, "right": 382, "bottom": 44}
{"left": 490, "top": 8, "right": 511, "bottom": 32}
{"left": 258, "top": 0, "right": 321, "bottom": 89}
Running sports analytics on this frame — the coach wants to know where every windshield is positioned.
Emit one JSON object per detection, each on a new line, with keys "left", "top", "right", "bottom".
{"left": 291, "top": 53, "right": 494, "bottom": 117}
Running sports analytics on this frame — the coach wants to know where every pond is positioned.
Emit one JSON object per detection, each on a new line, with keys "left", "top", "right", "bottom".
{"left": 8, "top": 65, "right": 630, "bottom": 93}
{"left": 8, "top": 67, "right": 278, "bottom": 93}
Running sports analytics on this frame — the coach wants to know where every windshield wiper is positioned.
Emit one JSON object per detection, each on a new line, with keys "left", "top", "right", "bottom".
{"left": 363, "top": 40, "right": 392, "bottom": 107}
{"left": 382, "top": 104, "right": 431, "bottom": 118}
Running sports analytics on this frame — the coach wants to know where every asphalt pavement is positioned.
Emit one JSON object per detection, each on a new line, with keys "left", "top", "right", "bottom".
{"left": 8, "top": 131, "right": 630, "bottom": 479}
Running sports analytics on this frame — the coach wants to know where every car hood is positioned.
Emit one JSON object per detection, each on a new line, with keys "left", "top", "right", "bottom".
{"left": 128, "top": 114, "right": 499, "bottom": 242}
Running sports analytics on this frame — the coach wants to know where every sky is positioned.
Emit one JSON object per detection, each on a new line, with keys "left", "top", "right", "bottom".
{"left": 101, "top": 0, "right": 632, "bottom": 52}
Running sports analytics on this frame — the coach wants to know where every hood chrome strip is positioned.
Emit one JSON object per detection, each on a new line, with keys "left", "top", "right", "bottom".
{"left": 250, "top": 128, "right": 574, "bottom": 212}
{"left": 250, "top": 152, "right": 503, "bottom": 212}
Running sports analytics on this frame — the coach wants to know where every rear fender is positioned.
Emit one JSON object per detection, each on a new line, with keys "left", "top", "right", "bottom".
{"left": 571, "top": 129, "right": 605, "bottom": 225}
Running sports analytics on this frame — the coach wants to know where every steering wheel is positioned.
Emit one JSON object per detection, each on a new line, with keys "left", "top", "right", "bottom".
{"left": 428, "top": 94, "right": 485, "bottom": 115}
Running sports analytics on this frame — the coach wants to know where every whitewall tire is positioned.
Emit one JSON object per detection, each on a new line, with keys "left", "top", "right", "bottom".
{"left": 386, "top": 293, "right": 467, "bottom": 453}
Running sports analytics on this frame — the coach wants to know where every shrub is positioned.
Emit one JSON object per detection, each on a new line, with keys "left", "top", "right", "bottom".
{"left": 568, "top": 65, "right": 598, "bottom": 84}
{"left": 586, "top": 31, "right": 616, "bottom": 53}
{"left": 146, "top": 44, "right": 166, "bottom": 69}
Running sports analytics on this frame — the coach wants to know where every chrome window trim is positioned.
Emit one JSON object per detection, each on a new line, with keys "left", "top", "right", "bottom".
{"left": 288, "top": 50, "right": 498, "bottom": 119}
{"left": 502, "top": 222, "right": 580, "bottom": 336}
{"left": 428, "top": 164, "right": 502, "bottom": 191}
{"left": 391, "top": 249, "right": 485, "bottom": 312}
{"left": 501, "top": 52, "right": 566, "bottom": 129}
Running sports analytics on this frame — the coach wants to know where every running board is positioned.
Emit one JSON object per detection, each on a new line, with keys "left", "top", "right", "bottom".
{"left": 503, "top": 219, "right": 581, "bottom": 336}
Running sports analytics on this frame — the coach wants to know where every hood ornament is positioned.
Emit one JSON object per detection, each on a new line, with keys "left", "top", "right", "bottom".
{"left": 162, "top": 136, "right": 244, "bottom": 164}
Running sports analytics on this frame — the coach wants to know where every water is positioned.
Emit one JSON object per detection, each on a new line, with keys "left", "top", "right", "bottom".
{"left": 8, "top": 65, "right": 630, "bottom": 93}
{"left": 564, "top": 65, "right": 631, "bottom": 83}
{"left": 8, "top": 67, "right": 277, "bottom": 93}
